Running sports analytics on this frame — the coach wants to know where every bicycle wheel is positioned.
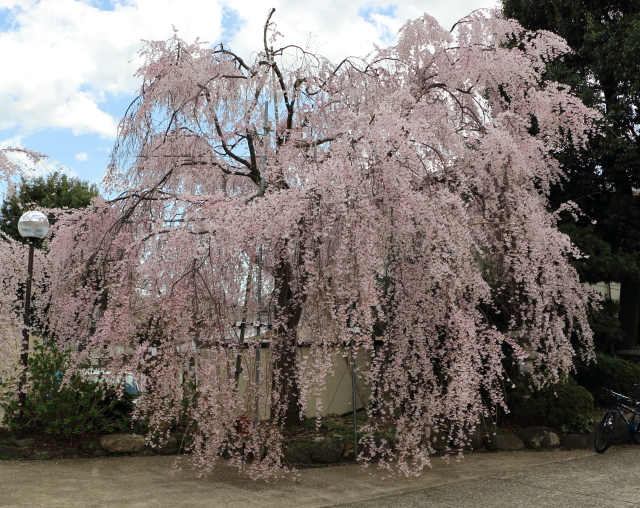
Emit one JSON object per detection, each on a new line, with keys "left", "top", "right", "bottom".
{"left": 595, "top": 411, "right": 616, "bottom": 453}
{"left": 630, "top": 413, "right": 640, "bottom": 445}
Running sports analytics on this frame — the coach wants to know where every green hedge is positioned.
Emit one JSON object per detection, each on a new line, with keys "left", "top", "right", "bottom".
{"left": 575, "top": 352, "right": 640, "bottom": 405}
{"left": 507, "top": 377, "right": 594, "bottom": 433}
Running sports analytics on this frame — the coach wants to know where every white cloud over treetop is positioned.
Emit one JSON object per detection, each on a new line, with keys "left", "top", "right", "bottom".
{"left": 1, "top": 0, "right": 495, "bottom": 138}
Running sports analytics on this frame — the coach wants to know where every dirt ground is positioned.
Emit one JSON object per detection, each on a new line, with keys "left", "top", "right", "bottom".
{"left": 0, "top": 448, "right": 603, "bottom": 508}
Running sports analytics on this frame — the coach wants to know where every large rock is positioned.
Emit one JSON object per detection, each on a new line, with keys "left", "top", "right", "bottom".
{"left": 420, "top": 430, "right": 449, "bottom": 452}
{"left": 309, "top": 437, "right": 343, "bottom": 464}
{"left": 343, "top": 448, "right": 356, "bottom": 461}
{"left": 284, "top": 445, "right": 312, "bottom": 465}
{"left": 484, "top": 432, "right": 525, "bottom": 451}
{"left": 455, "top": 427, "right": 485, "bottom": 450}
{"left": 155, "top": 437, "right": 178, "bottom": 455}
{"left": 361, "top": 435, "right": 397, "bottom": 459}
{"left": 0, "top": 445, "right": 24, "bottom": 459}
{"left": 561, "top": 433, "right": 594, "bottom": 449}
{"left": 30, "top": 449, "right": 64, "bottom": 460}
{"left": 468, "top": 427, "right": 486, "bottom": 449}
{"left": 519, "top": 427, "right": 560, "bottom": 449}
{"left": 14, "top": 438, "right": 35, "bottom": 447}
{"left": 99, "top": 434, "right": 146, "bottom": 454}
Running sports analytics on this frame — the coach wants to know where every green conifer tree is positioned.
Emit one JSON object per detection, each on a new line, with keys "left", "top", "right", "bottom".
{"left": 502, "top": 0, "right": 640, "bottom": 350}
{"left": 0, "top": 172, "right": 99, "bottom": 248}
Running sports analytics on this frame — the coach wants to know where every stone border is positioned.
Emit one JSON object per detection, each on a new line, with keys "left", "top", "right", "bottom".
{"left": 0, "top": 425, "right": 609, "bottom": 462}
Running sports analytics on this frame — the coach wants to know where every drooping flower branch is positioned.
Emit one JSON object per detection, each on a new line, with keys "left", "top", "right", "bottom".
{"left": 43, "top": 10, "right": 597, "bottom": 478}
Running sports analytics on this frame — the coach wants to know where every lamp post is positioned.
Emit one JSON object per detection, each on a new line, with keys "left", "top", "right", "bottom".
{"left": 350, "top": 328, "right": 359, "bottom": 461}
{"left": 16, "top": 211, "right": 49, "bottom": 439}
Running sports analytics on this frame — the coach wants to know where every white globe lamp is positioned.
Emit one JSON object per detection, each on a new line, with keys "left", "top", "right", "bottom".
{"left": 18, "top": 210, "right": 50, "bottom": 239}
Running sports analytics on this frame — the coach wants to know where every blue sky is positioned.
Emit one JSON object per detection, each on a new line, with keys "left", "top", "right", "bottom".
{"left": 0, "top": 0, "right": 497, "bottom": 192}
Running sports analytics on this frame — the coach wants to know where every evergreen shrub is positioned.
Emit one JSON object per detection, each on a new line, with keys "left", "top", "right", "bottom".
{"left": 0, "top": 345, "right": 134, "bottom": 442}
{"left": 575, "top": 352, "right": 640, "bottom": 405}
{"left": 507, "top": 377, "right": 594, "bottom": 432}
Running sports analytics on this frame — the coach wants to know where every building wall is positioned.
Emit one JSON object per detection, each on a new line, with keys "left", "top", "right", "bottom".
{"left": 196, "top": 345, "right": 371, "bottom": 420}
{"left": 590, "top": 282, "right": 621, "bottom": 301}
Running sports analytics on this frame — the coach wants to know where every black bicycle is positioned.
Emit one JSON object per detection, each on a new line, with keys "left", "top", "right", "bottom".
{"left": 595, "top": 388, "right": 640, "bottom": 453}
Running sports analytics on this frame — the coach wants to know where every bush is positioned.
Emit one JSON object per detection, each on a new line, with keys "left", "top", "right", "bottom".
{"left": 0, "top": 345, "right": 134, "bottom": 442}
{"left": 575, "top": 352, "right": 640, "bottom": 405}
{"left": 588, "top": 299, "right": 625, "bottom": 353}
{"left": 506, "top": 377, "right": 594, "bottom": 432}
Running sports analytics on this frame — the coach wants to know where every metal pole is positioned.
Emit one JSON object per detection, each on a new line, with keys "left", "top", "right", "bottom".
{"left": 16, "top": 242, "right": 35, "bottom": 440}
{"left": 254, "top": 246, "right": 262, "bottom": 427}
{"left": 350, "top": 337, "right": 358, "bottom": 461}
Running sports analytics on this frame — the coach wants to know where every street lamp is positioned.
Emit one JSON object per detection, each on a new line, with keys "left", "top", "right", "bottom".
{"left": 18, "top": 211, "right": 50, "bottom": 240}
{"left": 16, "top": 211, "right": 49, "bottom": 440}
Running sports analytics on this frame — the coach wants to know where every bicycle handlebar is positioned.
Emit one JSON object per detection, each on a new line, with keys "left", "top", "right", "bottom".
{"left": 602, "top": 388, "right": 640, "bottom": 405}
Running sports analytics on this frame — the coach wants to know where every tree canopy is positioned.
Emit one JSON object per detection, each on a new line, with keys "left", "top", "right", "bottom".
{"left": 0, "top": 171, "right": 99, "bottom": 247}
{"left": 37, "top": 11, "right": 598, "bottom": 478}
{"left": 502, "top": 0, "right": 640, "bottom": 350}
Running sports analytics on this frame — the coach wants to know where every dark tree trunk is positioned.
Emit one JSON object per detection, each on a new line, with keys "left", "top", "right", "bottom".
{"left": 234, "top": 267, "right": 252, "bottom": 387}
{"left": 618, "top": 278, "right": 640, "bottom": 350}
{"left": 271, "top": 257, "right": 304, "bottom": 427}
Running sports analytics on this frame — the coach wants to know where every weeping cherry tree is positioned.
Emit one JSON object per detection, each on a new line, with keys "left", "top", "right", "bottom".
{"left": 44, "top": 10, "right": 598, "bottom": 478}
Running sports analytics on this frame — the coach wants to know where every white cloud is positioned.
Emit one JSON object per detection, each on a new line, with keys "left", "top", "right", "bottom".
{"left": 75, "top": 152, "right": 88, "bottom": 161}
{"left": 0, "top": 134, "right": 25, "bottom": 148}
{"left": 1, "top": 0, "right": 226, "bottom": 137}
{"left": 0, "top": 0, "right": 497, "bottom": 139}
{"left": 222, "top": 1, "right": 498, "bottom": 62}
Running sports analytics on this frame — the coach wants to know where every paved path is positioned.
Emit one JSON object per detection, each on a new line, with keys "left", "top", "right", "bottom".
{"left": 0, "top": 445, "right": 637, "bottom": 507}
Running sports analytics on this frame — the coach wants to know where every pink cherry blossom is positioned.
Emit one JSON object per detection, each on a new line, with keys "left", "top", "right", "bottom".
{"left": 5, "top": 10, "right": 600, "bottom": 479}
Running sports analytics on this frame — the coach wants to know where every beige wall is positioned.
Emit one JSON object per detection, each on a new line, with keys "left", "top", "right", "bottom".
{"left": 0, "top": 331, "right": 41, "bottom": 428}
{"left": 590, "top": 282, "right": 621, "bottom": 301}
{"left": 1, "top": 338, "right": 370, "bottom": 427}
{"left": 196, "top": 345, "right": 370, "bottom": 420}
